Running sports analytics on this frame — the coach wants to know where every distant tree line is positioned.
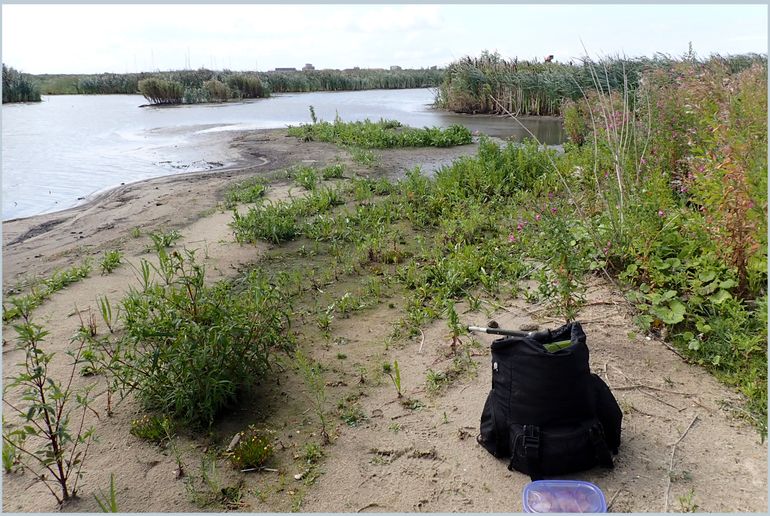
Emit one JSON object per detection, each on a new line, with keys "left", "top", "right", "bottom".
{"left": 2, "top": 64, "right": 42, "bottom": 103}
{"left": 28, "top": 68, "right": 444, "bottom": 105}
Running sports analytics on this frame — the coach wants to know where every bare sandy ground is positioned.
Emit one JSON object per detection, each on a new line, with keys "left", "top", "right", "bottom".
{"left": 2, "top": 130, "right": 766, "bottom": 513}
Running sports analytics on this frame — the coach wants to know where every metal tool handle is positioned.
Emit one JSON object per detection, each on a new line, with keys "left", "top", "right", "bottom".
{"left": 467, "top": 325, "right": 551, "bottom": 340}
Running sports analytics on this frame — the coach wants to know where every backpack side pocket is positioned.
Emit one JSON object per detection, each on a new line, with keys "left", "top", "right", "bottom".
{"left": 508, "top": 419, "right": 614, "bottom": 480}
{"left": 591, "top": 373, "right": 623, "bottom": 453}
{"left": 478, "top": 391, "right": 507, "bottom": 457}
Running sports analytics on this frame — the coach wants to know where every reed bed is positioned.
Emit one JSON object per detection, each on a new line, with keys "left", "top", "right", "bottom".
{"left": 30, "top": 68, "right": 442, "bottom": 103}
{"left": 435, "top": 51, "right": 766, "bottom": 117}
{"left": 260, "top": 68, "right": 443, "bottom": 93}
{"left": 2, "top": 64, "right": 42, "bottom": 103}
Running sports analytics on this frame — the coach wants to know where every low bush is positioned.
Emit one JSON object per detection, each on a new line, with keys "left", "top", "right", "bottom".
{"left": 138, "top": 78, "right": 184, "bottom": 105}
{"left": 117, "top": 250, "right": 293, "bottom": 426}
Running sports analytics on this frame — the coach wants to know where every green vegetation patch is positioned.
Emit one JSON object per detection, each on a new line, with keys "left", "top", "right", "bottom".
{"left": 436, "top": 50, "right": 766, "bottom": 117}
{"left": 288, "top": 113, "right": 472, "bottom": 149}
{"left": 3, "top": 260, "right": 92, "bottom": 323}
{"left": 2, "top": 64, "right": 41, "bottom": 103}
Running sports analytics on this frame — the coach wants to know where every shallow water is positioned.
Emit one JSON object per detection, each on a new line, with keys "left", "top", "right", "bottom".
{"left": 2, "top": 89, "right": 564, "bottom": 220}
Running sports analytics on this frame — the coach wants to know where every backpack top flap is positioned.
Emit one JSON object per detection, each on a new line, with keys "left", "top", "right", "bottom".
{"left": 490, "top": 322, "right": 594, "bottom": 426}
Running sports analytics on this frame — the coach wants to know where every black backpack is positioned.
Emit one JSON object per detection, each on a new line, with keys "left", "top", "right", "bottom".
{"left": 477, "top": 321, "right": 622, "bottom": 480}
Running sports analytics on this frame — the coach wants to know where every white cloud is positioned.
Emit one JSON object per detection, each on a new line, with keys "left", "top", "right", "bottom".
{"left": 1, "top": 4, "right": 765, "bottom": 74}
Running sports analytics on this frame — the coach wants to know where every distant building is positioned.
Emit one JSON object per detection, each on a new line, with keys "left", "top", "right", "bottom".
{"left": 390, "top": 65, "right": 402, "bottom": 71}
{"left": 302, "top": 63, "right": 315, "bottom": 71}
{"left": 274, "top": 67, "right": 297, "bottom": 72}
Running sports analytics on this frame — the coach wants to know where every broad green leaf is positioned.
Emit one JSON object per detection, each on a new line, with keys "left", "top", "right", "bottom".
{"left": 710, "top": 289, "right": 732, "bottom": 305}
{"left": 656, "top": 300, "right": 686, "bottom": 325}
{"left": 719, "top": 279, "right": 737, "bottom": 290}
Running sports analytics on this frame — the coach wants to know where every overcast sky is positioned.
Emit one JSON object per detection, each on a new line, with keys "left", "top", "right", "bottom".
{"left": 2, "top": 3, "right": 767, "bottom": 74}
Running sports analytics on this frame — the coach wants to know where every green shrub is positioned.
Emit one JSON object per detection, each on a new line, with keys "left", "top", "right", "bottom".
{"left": 231, "top": 201, "right": 299, "bottom": 244}
{"left": 100, "top": 250, "right": 123, "bottom": 275}
{"left": 119, "top": 250, "right": 293, "bottom": 426}
{"left": 203, "top": 79, "right": 230, "bottom": 102}
{"left": 147, "top": 229, "right": 182, "bottom": 252}
{"left": 294, "top": 166, "right": 319, "bottom": 190}
{"left": 321, "top": 164, "right": 346, "bottom": 179}
{"left": 226, "top": 74, "right": 267, "bottom": 99}
{"left": 138, "top": 78, "right": 184, "bottom": 105}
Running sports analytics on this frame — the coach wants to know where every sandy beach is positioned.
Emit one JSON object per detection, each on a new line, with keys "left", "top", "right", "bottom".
{"left": 2, "top": 129, "right": 766, "bottom": 513}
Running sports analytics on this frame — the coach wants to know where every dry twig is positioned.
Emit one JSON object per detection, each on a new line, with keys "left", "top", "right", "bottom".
{"left": 357, "top": 503, "right": 384, "bottom": 513}
{"left": 637, "top": 388, "right": 686, "bottom": 412}
{"left": 663, "top": 415, "right": 699, "bottom": 512}
{"left": 658, "top": 340, "right": 688, "bottom": 361}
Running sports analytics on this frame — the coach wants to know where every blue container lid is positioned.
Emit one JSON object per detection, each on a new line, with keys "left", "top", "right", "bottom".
{"left": 522, "top": 480, "right": 607, "bottom": 513}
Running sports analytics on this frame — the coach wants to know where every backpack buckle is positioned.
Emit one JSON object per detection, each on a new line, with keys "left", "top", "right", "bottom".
{"left": 522, "top": 425, "right": 540, "bottom": 458}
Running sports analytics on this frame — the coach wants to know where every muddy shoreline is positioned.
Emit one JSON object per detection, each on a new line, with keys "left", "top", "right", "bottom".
{"left": 2, "top": 128, "right": 479, "bottom": 289}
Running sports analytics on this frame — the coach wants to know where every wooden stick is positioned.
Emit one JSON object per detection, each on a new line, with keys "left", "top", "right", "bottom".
{"left": 659, "top": 340, "right": 688, "bottom": 361}
{"left": 630, "top": 405, "right": 670, "bottom": 420}
{"left": 691, "top": 398, "right": 713, "bottom": 413}
{"left": 357, "top": 503, "right": 383, "bottom": 513}
{"left": 637, "top": 388, "right": 686, "bottom": 412}
{"left": 613, "top": 384, "right": 694, "bottom": 397}
{"left": 241, "top": 466, "right": 278, "bottom": 473}
{"left": 418, "top": 329, "right": 425, "bottom": 354}
{"left": 663, "top": 415, "right": 699, "bottom": 512}
{"left": 607, "top": 489, "right": 621, "bottom": 511}
{"left": 583, "top": 300, "right": 620, "bottom": 307}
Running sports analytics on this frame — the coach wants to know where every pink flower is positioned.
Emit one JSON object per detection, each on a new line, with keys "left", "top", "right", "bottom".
{"left": 551, "top": 207, "right": 558, "bottom": 214}
{"left": 508, "top": 234, "right": 517, "bottom": 243}
{"left": 535, "top": 214, "right": 541, "bottom": 221}
{"left": 658, "top": 210, "right": 665, "bottom": 217}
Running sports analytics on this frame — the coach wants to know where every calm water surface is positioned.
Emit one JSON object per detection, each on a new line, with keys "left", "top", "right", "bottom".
{"left": 2, "top": 89, "right": 564, "bottom": 220}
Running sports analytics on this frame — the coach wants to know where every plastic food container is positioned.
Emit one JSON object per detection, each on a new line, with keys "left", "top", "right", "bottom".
{"left": 522, "top": 480, "right": 607, "bottom": 513}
